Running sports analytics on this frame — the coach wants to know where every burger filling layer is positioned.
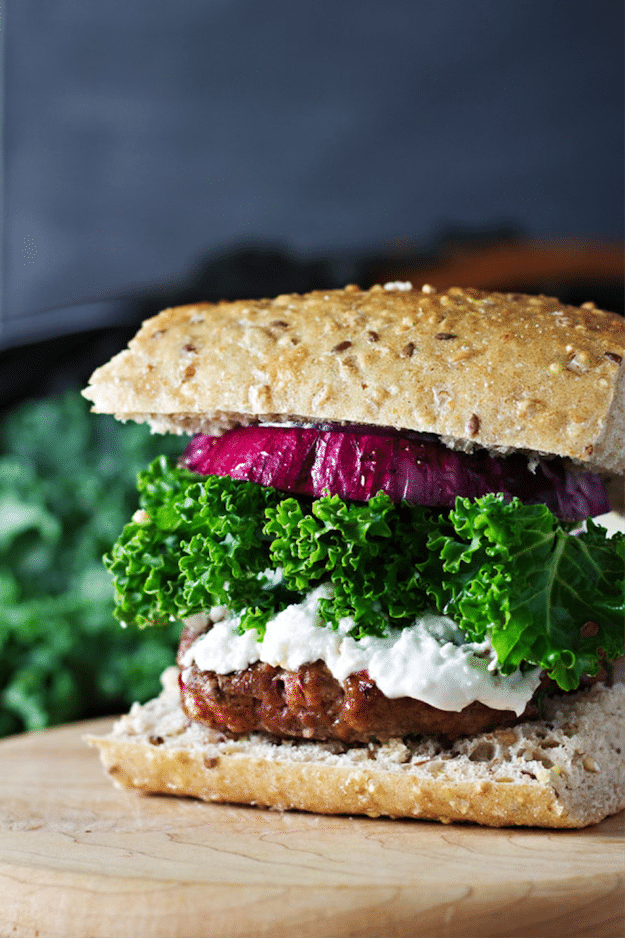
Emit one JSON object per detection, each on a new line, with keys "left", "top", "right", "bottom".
{"left": 104, "top": 428, "right": 624, "bottom": 745}
{"left": 177, "top": 586, "right": 544, "bottom": 742}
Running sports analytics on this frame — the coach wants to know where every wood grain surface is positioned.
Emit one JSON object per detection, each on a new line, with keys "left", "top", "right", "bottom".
{"left": 1, "top": 716, "right": 623, "bottom": 938}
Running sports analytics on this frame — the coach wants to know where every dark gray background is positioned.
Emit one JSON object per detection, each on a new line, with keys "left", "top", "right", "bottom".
{"left": 2, "top": 1, "right": 623, "bottom": 350}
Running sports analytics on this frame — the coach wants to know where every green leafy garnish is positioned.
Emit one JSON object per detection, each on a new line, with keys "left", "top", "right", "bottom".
{"left": 0, "top": 392, "right": 181, "bottom": 735}
{"left": 265, "top": 492, "right": 432, "bottom": 637}
{"left": 105, "top": 460, "right": 624, "bottom": 689}
{"left": 426, "top": 496, "right": 624, "bottom": 689}
{"left": 106, "top": 460, "right": 436, "bottom": 638}
{"left": 106, "top": 459, "right": 298, "bottom": 633}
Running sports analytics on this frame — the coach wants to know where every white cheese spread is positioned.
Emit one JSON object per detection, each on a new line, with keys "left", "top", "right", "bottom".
{"left": 181, "top": 584, "right": 541, "bottom": 715}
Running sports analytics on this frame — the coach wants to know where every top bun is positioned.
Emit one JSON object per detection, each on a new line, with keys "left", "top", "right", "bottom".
{"left": 82, "top": 283, "right": 625, "bottom": 473}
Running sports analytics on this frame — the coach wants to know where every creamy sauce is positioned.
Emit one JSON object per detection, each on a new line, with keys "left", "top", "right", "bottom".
{"left": 181, "top": 584, "right": 541, "bottom": 715}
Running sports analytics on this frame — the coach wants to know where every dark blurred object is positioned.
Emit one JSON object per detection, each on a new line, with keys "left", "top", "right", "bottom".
{"left": 370, "top": 232, "right": 625, "bottom": 315}
{"left": 0, "top": 244, "right": 362, "bottom": 416}
{"left": 131, "top": 243, "right": 365, "bottom": 328}
{"left": 1, "top": 232, "right": 622, "bottom": 417}
{"left": 0, "top": 326, "right": 140, "bottom": 418}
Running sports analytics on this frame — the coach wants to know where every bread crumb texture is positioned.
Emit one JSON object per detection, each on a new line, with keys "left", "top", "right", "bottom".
{"left": 82, "top": 285, "right": 625, "bottom": 472}
{"left": 86, "top": 669, "right": 625, "bottom": 828}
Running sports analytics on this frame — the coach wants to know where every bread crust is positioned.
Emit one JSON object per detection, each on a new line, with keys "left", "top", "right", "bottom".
{"left": 86, "top": 669, "right": 625, "bottom": 828}
{"left": 82, "top": 284, "right": 625, "bottom": 473}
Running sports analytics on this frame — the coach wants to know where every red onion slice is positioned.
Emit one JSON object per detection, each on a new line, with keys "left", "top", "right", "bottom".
{"left": 180, "top": 426, "right": 610, "bottom": 520}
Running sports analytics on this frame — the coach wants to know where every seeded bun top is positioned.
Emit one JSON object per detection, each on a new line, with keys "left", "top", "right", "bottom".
{"left": 82, "top": 283, "right": 625, "bottom": 473}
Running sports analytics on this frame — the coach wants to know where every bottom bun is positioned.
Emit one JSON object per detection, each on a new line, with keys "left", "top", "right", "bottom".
{"left": 86, "top": 668, "right": 625, "bottom": 828}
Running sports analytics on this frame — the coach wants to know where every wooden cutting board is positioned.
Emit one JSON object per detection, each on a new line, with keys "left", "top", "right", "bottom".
{"left": 1, "top": 717, "right": 623, "bottom": 938}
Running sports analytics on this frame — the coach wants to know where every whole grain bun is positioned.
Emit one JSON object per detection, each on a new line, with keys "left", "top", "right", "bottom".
{"left": 82, "top": 284, "right": 625, "bottom": 473}
{"left": 86, "top": 668, "right": 625, "bottom": 829}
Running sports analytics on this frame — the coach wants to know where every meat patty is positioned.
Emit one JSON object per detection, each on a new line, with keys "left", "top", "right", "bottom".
{"left": 177, "top": 620, "right": 608, "bottom": 745}
{"left": 178, "top": 658, "right": 533, "bottom": 743}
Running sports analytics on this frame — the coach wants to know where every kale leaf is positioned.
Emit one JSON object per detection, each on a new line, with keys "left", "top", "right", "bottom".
{"left": 0, "top": 392, "right": 181, "bottom": 735}
{"left": 105, "top": 462, "right": 624, "bottom": 690}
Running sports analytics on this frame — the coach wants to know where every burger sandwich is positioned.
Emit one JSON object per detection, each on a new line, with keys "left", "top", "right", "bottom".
{"left": 83, "top": 283, "right": 625, "bottom": 827}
